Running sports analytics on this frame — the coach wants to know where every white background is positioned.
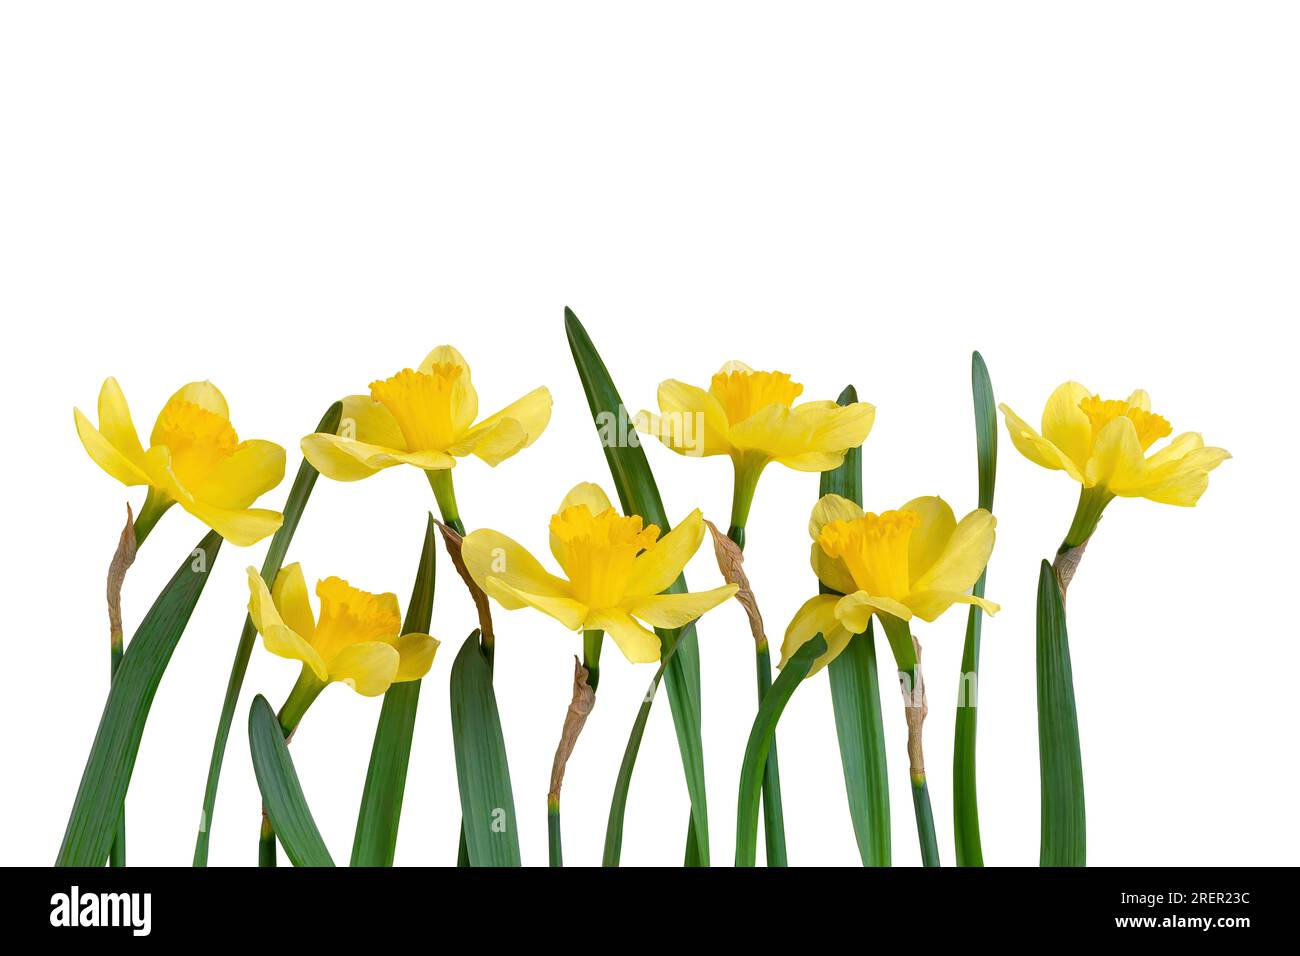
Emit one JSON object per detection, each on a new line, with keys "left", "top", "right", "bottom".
{"left": 2, "top": 2, "right": 1296, "bottom": 867}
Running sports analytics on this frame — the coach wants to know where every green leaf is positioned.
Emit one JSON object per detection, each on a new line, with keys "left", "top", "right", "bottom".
{"left": 954, "top": 352, "right": 997, "bottom": 866}
{"left": 248, "top": 695, "right": 334, "bottom": 867}
{"left": 351, "top": 514, "right": 437, "bottom": 866}
{"left": 57, "top": 531, "right": 224, "bottom": 866}
{"left": 565, "top": 306, "right": 709, "bottom": 866}
{"left": 819, "top": 384, "right": 890, "bottom": 866}
{"left": 1036, "top": 560, "right": 1085, "bottom": 866}
{"left": 193, "top": 401, "right": 341, "bottom": 866}
{"left": 735, "top": 634, "right": 824, "bottom": 866}
{"left": 449, "top": 631, "right": 521, "bottom": 866}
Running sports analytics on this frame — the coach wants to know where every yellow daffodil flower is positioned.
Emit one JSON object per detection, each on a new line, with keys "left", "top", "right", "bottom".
{"left": 637, "top": 361, "right": 875, "bottom": 544}
{"left": 461, "top": 482, "right": 738, "bottom": 663}
{"left": 1000, "top": 382, "right": 1229, "bottom": 507}
{"left": 300, "top": 345, "right": 552, "bottom": 482}
{"left": 246, "top": 564, "right": 439, "bottom": 706}
{"left": 781, "top": 494, "right": 999, "bottom": 675}
{"left": 74, "top": 378, "right": 286, "bottom": 546}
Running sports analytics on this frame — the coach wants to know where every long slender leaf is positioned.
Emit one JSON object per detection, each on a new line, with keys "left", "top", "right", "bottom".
{"left": 819, "top": 384, "right": 891, "bottom": 866}
{"left": 1036, "top": 560, "right": 1085, "bottom": 866}
{"left": 735, "top": 635, "right": 824, "bottom": 866}
{"left": 57, "top": 531, "right": 224, "bottom": 866}
{"left": 565, "top": 307, "right": 709, "bottom": 866}
{"left": 449, "top": 630, "right": 520, "bottom": 866}
{"left": 248, "top": 695, "right": 334, "bottom": 867}
{"left": 954, "top": 352, "right": 997, "bottom": 866}
{"left": 350, "top": 515, "right": 437, "bottom": 866}
{"left": 193, "top": 401, "right": 341, "bottom": 866}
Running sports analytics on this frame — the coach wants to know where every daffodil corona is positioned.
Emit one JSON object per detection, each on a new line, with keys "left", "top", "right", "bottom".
{"left": 638, "top": 362, "right": 875, "bottom": 541}
{"left": 246, "top": 564, "right": 439, "bottom": 729}
{"left": 461, "top": 483, "right": 737, "bottom": 663}
{"left": 75, "top": 379, "right": 286, "bottom": 546}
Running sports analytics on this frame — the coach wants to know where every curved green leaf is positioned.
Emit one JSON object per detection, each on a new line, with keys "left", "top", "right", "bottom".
{"left": 193, "top": 401, "right": 341, "bottom": 866}
{"left": 248, "top": 695, "right": 334, "bottom": 867}
{"left": 449, "top": 631, "right": 520, "bottom": 866}
{"left": 1037, "top": 560, "right": 1085, "bottom": 866}
{"left": 57, "top": 531, "right": 224, "bottom": 866}
{"left": 566, "top": 307, "right": 709, "bottom": 866}
{"left": 351, "top": 514, "right": 437, "bottom": 866}
{"left": 954, "top": 352, "right": 997, "bottom": 866}
{"left": 735, "top": 634, "right": 824, "bottom": 866}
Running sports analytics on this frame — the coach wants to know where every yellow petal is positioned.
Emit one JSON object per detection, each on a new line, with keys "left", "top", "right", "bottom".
{"left": 461, "top": 529, "right": 573, "bottom": 605}
{"left": 771, "top": 400, "right": 875, "bottom": 472}
{"left": 912, "top": 508, "right": 996, "bottom": 594}
{"left": 626, "top": 584, "right": 738, "bottom": 629}
{"left": 247, "top": 567, "right": 328, "bottom": 681}
{"left": 809, "top": 494, "right": 865, "bottom": 540}
{"left": 644, "top": 379, "right": 733, "bottom": 457}
{"left": 393, "top": 633, "right": 440, "bottom": 682}
{"left": 999, "top": 403, "right": 1085, "bottom": 482}
{"left": 584, "top": 608, "right": 661, "bottom": 664}
{"left": 447, "top": 416, "right": 527, "bottom": 466}
{"left": 1040, "top": 381, "right": 1093, "bottom": 474}
{"left": 1084, "top": 416, "right": 1146, "bottom": 491}
{"left": 484, "top": 580, "right": 589, "bottom": 630}
{"left": 625, "top": 508, "right": 704, "bottom": 598}
{"left": 904, "top": 589, "right": 1001, "bottom": 623}
{"left": 271, "top": 563, "right": 316, "bottom": 640}
{"left": 300, "top": 433, "right": 454, "bottom": 481}
{"left": 901, "top": 495, "right": 956, "bottom": 584}
{"left": 1113, "top": 434, "right": 1230, "bottom": 505}
{"left": 557, "top": 482, "right": 614, "bottom": 515}
{"left": 833, "top": 591, "right": 913, "bottom": 634}
{"left": 779, "top": 594, "right": 852, "bottom": 676}
{"left": 457, "top": 387, "right": 552, "bottom": 465}
{"left": 97, "top": 378, "right": 147, "bottom": 465}
{"left": 187, "top": 501, "right": 283, "bottom": 547}
{"left": 1125, "top": 389, "right": 1152, "bottom": 412}
{"left": 74, "top": 407, "right": 150, "bottom": 486}
{"left": 810, "top": 542, "right": 857, "bottom": 594}
{"left": 193, "top": 439, "right": 285, "bottom": 509}
{"left": 327, "top": 641, "right": 401, "bottom": 696}
{"left": 340, "top": 395, "right": 406, "bottom": 449}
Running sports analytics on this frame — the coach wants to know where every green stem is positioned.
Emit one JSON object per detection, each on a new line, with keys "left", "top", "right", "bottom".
{"left": 911, "top": 777, "right": 940, "bottom": 867}
{"left": 728, "top": 469, "right": 787, "bottom": 868}
{"left": 877, "top": 613, "right": 937, "bottom": 865}
{"left": 547, "top": 796, "right": 562, "bottom": 867}
{"left": 583, "top": 629, "right": 603, "bottom": 693}
{"left": 1062, "top": 485, "right": 1113, "bottom": 551}
{"left": 132, "top": 486, "right": 173, "bottom": 548}
{"left": 258, "top": 810, "right": 276, "bottom": 867}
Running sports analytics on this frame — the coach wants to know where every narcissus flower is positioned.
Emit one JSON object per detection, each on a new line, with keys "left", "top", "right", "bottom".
{"left": 461, "top": 482, "right": 737, "bottom": 663}
{"left": 1000, "top": 382, "right": 1229, "bottom": 506}
{"left": 781, "top": 494, "right": 999, "bottom": 674}
{"left": 74, "top": 378, "right": 285, "bottom": 546}
{"left": 638, "top": 361, "right": 874, "bottom": 474}
{"left": 300, "top": 345, "right": 552, "bottom": 482}
{"left": 247, "top": 564, "right": 439, "bottom": 699}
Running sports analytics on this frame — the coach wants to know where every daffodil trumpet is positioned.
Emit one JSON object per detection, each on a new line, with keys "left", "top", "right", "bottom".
{"left": 640, "top": 362, "right": 875, "bottom": 867}
{"left": 244, "top": 563, "right": 439, "bottom": 865}
{"left": 782, "top": 493, "right": 999, "bottom": 866}
{"left": 462, "top": 481, "right": 737, "bottom": 865}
